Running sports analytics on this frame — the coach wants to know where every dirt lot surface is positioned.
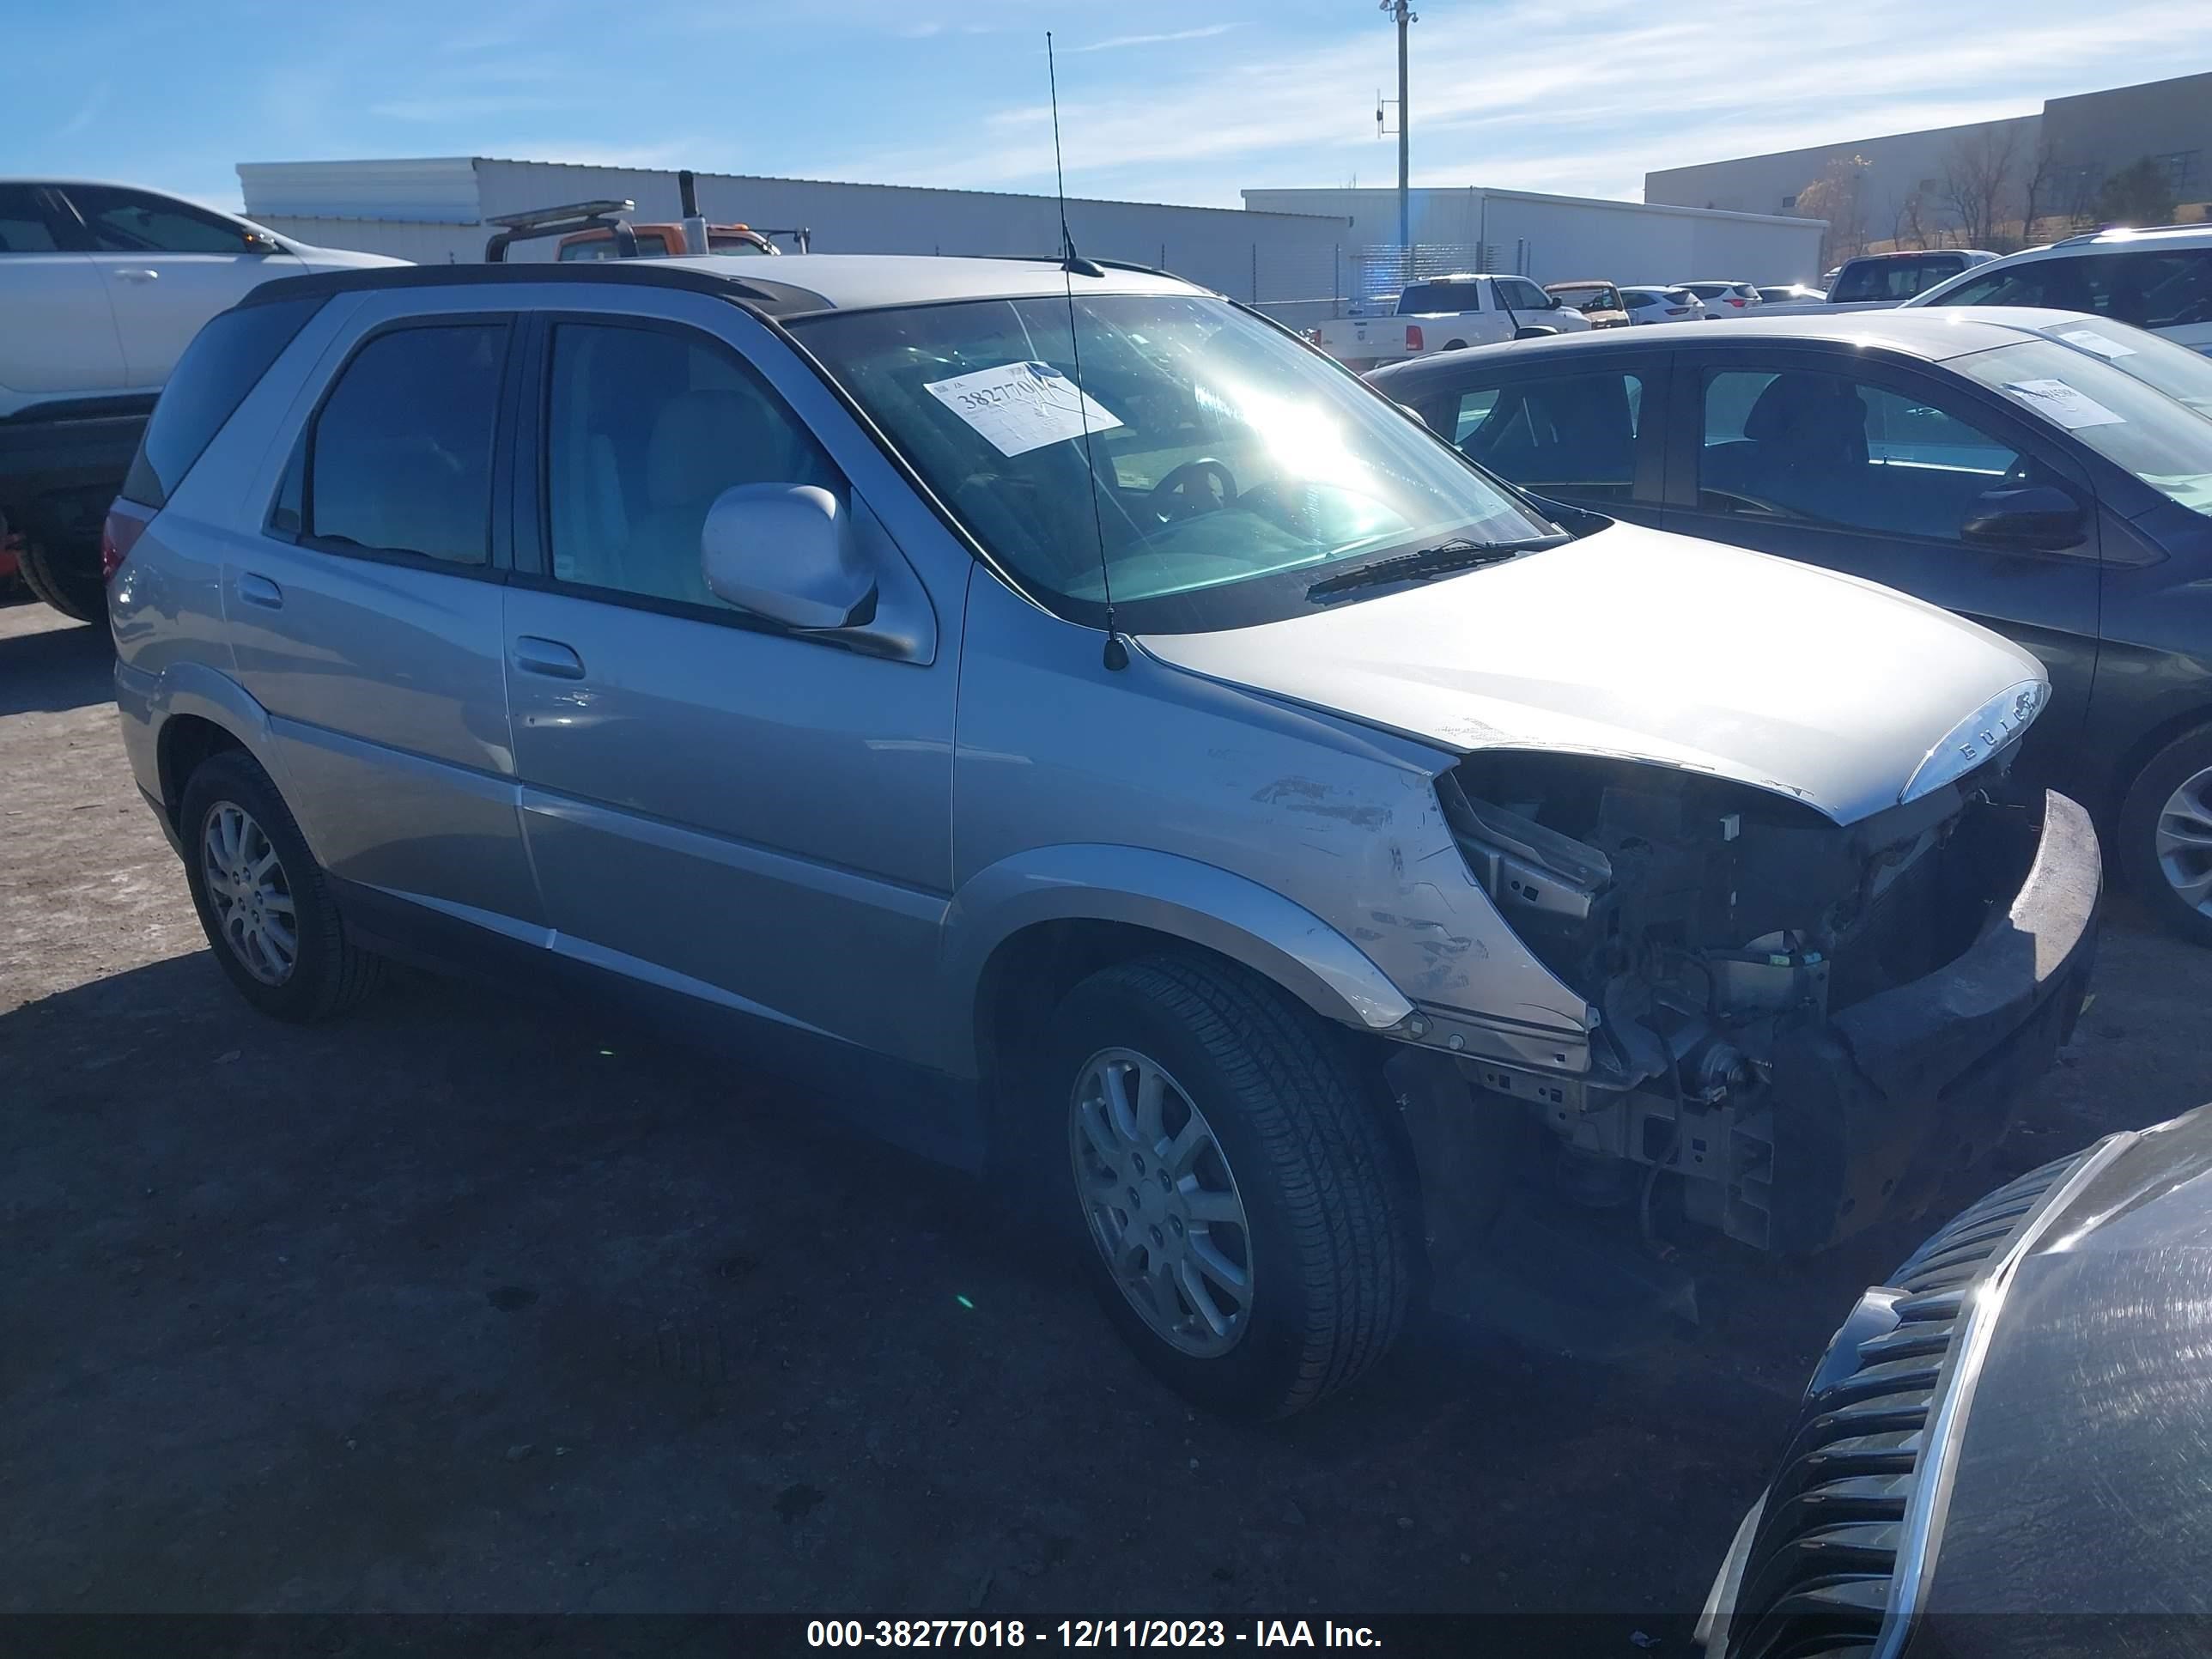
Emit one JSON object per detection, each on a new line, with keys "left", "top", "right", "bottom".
{"left": 6, "top": 595, "right": 2208, "bottom": 1638}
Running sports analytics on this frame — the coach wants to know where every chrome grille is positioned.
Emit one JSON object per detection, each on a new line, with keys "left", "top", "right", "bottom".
{"left": 1721, "top": 1152, "right": 2083, "bottom": 1659}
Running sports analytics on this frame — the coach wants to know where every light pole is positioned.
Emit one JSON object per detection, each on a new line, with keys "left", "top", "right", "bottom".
{"left": 1379, "top": 0, "right": 1417, "bottom": 260}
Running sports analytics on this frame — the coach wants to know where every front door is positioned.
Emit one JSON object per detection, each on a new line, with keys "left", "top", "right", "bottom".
{"left": 57, "top": 185, "right": 301, "bottom": 393}
{"left": 501, "top": 302, "right": 958, "bottom": 1068}
{"left": 1662, "top": 351, "right": 2102, "bottom": 775}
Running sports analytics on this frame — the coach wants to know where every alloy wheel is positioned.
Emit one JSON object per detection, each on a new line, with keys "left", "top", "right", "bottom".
{"left": 2155, "top": 765, "right": 2212, "bottom": 920}
{"left": 200, "top": 802, "right": 298, "bottom": 985}
{"left": 1068, "top": 1047, "right": 1253, "bottom": 1358}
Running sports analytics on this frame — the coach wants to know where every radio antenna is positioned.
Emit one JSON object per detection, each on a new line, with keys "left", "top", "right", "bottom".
{"left": 1048, "top": 30, "right": 1126, "bottom": 670}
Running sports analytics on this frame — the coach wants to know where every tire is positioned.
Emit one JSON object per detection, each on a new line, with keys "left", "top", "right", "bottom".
{"left": 179, "top": 750, "right": 383, "bottom": 1021}
{"left": 1043, "top": 955, "right": 1419, "bottom": 1419}
{"left": 2117, "top": 726, "right": 2212, "bottom": 947}
{"left": 15, "top": 534, "right": 106, "bottom": 623}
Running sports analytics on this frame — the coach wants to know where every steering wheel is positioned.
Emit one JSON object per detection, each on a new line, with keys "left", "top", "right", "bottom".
{"left": 1147, "top": 458, "right": 1238, "bottom": 523}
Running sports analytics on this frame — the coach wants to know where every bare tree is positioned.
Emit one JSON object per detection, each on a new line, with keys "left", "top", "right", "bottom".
{"left": 1796, "top": 154, "right": 1872, "bottom": 268}
{"left": 2020, "top": 141, "right": 2063, "bottom": 246}
{"left": 1890, "top": 189, "right": 1933, "bottom": 251}
{"left": 1937, "top": 127, "right": 2024, "bottom": 252}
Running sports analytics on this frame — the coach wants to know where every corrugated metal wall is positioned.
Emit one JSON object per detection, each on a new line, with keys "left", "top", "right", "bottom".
{"left": 234, "top": 158, "right": 1355, "bottom": 316}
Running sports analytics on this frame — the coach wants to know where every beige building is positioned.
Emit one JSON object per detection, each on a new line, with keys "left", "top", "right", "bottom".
{"left": 1644, "top": 71, "right": 2212, "bottom": 257}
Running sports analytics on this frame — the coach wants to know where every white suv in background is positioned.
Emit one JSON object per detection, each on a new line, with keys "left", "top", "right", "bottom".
{"left": 1905, "top": 225, "right": 2212, "bottom": 356}
{"left": 1, "top": 179, "right": 401, "bottom": 619}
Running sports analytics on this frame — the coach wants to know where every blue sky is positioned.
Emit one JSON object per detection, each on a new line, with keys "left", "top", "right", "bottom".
{"left": 17, "top": 0, "right": 2212, "bottom": 214}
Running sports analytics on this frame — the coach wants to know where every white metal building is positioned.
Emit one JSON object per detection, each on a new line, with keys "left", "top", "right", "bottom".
{"left": 1241, "top": 185, "right": 1828, "bottom": 289}
{"left": 234, "top": 158, "right": 1827, "bottom": 325}
{"left": 237, "top": 157, "right": 1358, "bottom": 326}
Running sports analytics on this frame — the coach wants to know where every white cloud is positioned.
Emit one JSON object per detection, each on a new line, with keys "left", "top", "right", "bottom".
{"left": 819, "top": 0, "right": 2212, "bottom": 205}
{"left": 55, "top": 81, "right": 111, "bottom": 140}
{"left": 1073, "top": 23, "right": 1243, "bottom": 52}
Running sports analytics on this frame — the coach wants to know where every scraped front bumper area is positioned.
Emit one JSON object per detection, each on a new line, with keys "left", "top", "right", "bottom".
{"left": 1758, "top": 790, "right": 2100, "bottom": 1254}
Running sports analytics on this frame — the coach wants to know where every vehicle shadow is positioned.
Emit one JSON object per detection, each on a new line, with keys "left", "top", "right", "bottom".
{"left": 0, "top": 614, "right": 113, "bottom": 716}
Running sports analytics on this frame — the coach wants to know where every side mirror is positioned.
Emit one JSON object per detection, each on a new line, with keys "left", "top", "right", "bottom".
{"left": 701, "top": 483, "right": 877, "bottom": 629}
{"left": 242, "top": 229, "right": 283, "bottom": 255}
{"left": 1961, "top": 484, "right": 2085, "bottom": 551}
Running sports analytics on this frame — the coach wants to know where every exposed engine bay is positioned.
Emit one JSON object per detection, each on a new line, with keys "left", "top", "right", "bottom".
{"left": 1430, "top": 744, "right": 2047, "bottom": 1253}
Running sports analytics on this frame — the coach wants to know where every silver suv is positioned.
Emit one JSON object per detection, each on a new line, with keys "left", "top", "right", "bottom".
{"left": 108, "top": 257, "right": 2100, "bottom": 1416}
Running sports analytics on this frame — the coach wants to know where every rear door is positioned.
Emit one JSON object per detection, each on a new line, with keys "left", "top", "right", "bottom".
{"left": 0, "top": 183, "right": 125, "bottom": 398}
{"left": 1407, "top": 354, "right": 1670, "bottom": 525}
{"left": 224, "top": 291, "right": 544, "bottom": 938}
{"left": 1658, "top": 346, "right": 2101, "bottom": 763}
{"left": 56, "top": 185, "right": 302, "bottom": 392}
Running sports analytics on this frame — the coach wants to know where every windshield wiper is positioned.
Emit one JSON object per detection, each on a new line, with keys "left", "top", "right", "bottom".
{"left": 1305, "top": 535, "right": 1566, "bottom": 599}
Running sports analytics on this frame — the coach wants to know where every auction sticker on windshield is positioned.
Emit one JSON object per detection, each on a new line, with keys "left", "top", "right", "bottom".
{"left": 2002, "top": 378, "right": 2125, "bottom": 429}
{"left": 2057, "top": 328, "right": 2137, "bottom": 360}
{"left": 925, "top": 361, "right": 1125, "bottom": 457}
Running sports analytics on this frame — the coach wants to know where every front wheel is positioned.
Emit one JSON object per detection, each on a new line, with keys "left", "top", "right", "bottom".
{"left": 2118, "top": 726, "right": 2212, "bottom": 946}
{"left": 1045, "top": 956, "right": 1419, "bottom": 1418}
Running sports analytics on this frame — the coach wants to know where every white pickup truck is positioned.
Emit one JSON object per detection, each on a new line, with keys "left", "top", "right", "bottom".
{"left": 1305, "top": 273, "right": 1591, "bottom": 370}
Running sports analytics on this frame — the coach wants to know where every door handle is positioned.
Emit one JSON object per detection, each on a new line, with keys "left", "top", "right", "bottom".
{"left": 111, "top": 268, "right": 160, "bottom": 283}
{"left": 513, "top": 636, "right": 586, "bottom": 679}
{"left": 237, "top": 572, "right": 283, "bottom": 609}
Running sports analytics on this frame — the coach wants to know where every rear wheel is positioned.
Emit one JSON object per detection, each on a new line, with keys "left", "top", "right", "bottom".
{"left": 15, "top": 534, "right": 104, "bottom": 623}
{"left": 179, "top": 750, "right": 383, "bottom": 1020}
{"left": 1044, "top": 955, "right": 1419, "bottom": 1419}
{"left": 2118, "top": 727, "right": 2212, "bottom": 947}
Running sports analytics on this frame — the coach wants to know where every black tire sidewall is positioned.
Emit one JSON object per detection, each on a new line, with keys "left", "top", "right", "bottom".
{"left": 179, "top": 752, "right": 346, "bottom": 1019}
{"left": 1043, "top": 964, "right": 1340, "bottom": 1416}
{"left": 2118, "top": 728, "right": 2212, "bottom": 947}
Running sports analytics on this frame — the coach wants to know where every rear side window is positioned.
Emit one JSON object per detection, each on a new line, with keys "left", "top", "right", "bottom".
{"left": 297, "top": 324, "right": 507, "bottom": 565}
{"left": 119, "top": 295, "right": 327, "bottom": 508}
{"left": 0, "top": 184, "right": 67, "bottom": 252}
{"left": 1830, "top": 255, "right": 1966, "bottom": 303}
{"left": 1458, "top": 371, "right": 1645, "bottom": 501}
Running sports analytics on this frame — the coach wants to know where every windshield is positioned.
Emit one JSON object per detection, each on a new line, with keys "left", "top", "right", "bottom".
{"left": 790, "top": 292, "right": 1565, "bottom": 631}
{"left": 2031, "top": 320, "right": 2212, "bottom": 419}
{"left": 1954, "top": 337, "right": 2212, "bottom": 516}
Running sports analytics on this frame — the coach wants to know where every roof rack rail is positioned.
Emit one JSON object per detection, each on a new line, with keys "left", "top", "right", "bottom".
{"left": 2052, "top": 222, "right": 2204, "bottom": 246}
{"left": 483, "top": 199, "right": 639, "bottom": 263}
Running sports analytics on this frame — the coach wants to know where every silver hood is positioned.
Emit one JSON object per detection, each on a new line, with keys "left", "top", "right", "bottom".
{"left": 1138, "top": 520, "right": 2047, "bottom": 826}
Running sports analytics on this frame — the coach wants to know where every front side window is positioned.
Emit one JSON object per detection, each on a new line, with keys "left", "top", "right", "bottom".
{"left": 1458, "top": 372, "right": 1644, "bottom": 501}
{"left": 791, "top": 292, "right": 1564, "bottom": 631}
{"left": 66, "top": 185, "right": 254, "bottom": 256}
{"left": 1499, "top": 278, "right": 1553, "bottom": 312}
{"left": 545, "top": 322, "right": 841, "bottom": 606}
{"left": 1698, "top": 367, "right": 2027, "bottom": 541}
{"left": 301, "top": 324, "right": 506, "bottom": 564}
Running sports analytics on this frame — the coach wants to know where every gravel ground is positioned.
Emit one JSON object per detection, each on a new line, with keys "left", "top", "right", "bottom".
{"left": 5, "top": 594, "right": 2207, "bottom": 1635}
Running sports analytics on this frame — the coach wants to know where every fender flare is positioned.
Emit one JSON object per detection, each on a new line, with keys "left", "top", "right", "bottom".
{"left": 940, "top": 843, "right": 1414, "bottom": 1079}
{"left": 138, "top": 663, "right": 302, "bottom": 835}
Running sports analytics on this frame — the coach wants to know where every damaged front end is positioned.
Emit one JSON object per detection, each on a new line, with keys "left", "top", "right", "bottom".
{"left": 1408, "top": 739, "right": 2100, "bottom": 1255}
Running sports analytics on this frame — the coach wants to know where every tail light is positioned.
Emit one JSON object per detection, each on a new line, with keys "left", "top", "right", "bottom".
{"left": 101, "top": 506, "right": 147, "bottom": 584}
{"left": 1406, "top": 324, "right": 1425, "bottom": 351}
